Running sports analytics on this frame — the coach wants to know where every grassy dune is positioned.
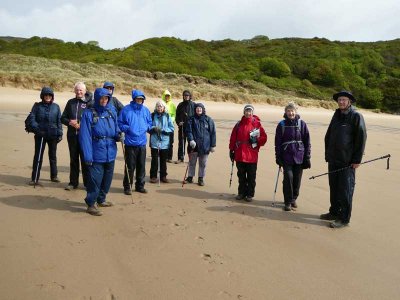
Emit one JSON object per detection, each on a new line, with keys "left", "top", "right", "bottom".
{"left": 0, "top": 54, "right": 337, "bottom": 109}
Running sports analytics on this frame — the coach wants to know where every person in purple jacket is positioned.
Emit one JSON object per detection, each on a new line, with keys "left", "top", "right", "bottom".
{"left": 275, "top": 102, "right": 311, "bottom": 211}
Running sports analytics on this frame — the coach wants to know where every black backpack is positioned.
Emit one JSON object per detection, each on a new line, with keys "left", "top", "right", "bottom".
{"left": 25, "top": 102, "right": 39, "bottom": 133}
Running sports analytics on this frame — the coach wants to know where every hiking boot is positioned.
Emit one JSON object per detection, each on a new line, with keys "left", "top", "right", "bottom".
{"left": 98, "top": 201, "right": 114, "bottom": 207}
{"left": 51, "top": 177, "right": 60, "bottom": 183}
{"left": 245, "top": 196, "right": 253, "bottom": 202}
{"left": 320, "top": 212, "right": 338, "bottom": 220}
{"left": 86, "top": 206, "right": 103, "bottom": 216}
{"left": 28, "top": 180, "right": 36, "bottom": 186}
{"left": 283, "top": 204, "right": 291, "bottom": 211}
{"left": 175, "top": 159, "right": 184, "bottom": 164}
{"left": 135, "top": 188, "right": 148, "bottom": 194}
{"left": 235, "top": 194, "right": 245, "bottom": 200}
{"left": 291, "top": 201, "right": 298, "bottom": 208}
{"left": 124, "top": 188, "right": 132, "bottom": 195}
{"left": 184, "top": 176, "right": 193, "bottom": 184}
{"left": 167, "top": 159, "right": 173, "bottom": 163}
{"left": 198, "top": 177, "right": 204, "bottom": 186}
{"left": 161, "top": 177, "right": 169, "bottom": 183}
{"left": 150, "top": 177, "right": 158, "bottom": 184}
{"left": 65, "top": 184, "right": 77, "bottom": 191}
{"left": 329, "top": 220, "right": 349, "bottom": 228}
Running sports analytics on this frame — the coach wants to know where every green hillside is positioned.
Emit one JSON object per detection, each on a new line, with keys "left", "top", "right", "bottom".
{"left": 1, "top": 35, "right": 399, "bottom": 112}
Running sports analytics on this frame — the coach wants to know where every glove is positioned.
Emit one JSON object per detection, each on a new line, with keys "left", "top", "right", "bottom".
{"left": 85, "top": 161, "right": 93, "bottom": 166}
{"left": 210, "top": 147, "right": 215, "bottom": 153}
{"left": 161, "top": 130, "right": 168, "bottom": 135}
{"left": 276, "top": 158, "right": 283, "bottom": 167}
{"left": 57, "top": 136, "right": 63, "bottom": 143}
{"left": 152, "top": 127, "right": 161, "bottom": 135}
{"left": 229, "top": 150, "right": 235, "bottom": 162}
{"left": 302, "top": 159, "right": 311, "bottom": 169}
{"left": 189, "top": 140, "right": 196, "bottom": 148}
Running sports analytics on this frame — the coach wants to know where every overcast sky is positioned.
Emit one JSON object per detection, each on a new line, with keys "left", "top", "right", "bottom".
{"left": 0, "top": 0, "right": 399, "bottom": 49}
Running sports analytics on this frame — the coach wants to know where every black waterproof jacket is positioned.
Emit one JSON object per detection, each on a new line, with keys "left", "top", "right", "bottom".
{"left": 109, "top": 96, "right": 124, "bottom": 115}
{"left": 61, "top": 97, "right": 94, "bottom": 136}
{"left": 29, "top": 101, "right": 63, "bottom": 139}
{"left": 175, "top": 100, "right": 196, "bottom": 126}
{"left": 325, "top": 106, "right": 367, "bottom": 166}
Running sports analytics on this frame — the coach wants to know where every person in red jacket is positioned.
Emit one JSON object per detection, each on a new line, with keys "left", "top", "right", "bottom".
{"left": 229, "top": 104, "right": 267, "bottom": 202}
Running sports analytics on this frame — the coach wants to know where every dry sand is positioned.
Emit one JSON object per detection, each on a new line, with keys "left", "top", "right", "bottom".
{"left": 0, "top": 87, "right": 399, "bottom": 300}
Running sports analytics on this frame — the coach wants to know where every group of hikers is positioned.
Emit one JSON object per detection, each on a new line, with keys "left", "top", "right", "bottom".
{"left": 26, "top": 82, "right": 367, "bottom": 228}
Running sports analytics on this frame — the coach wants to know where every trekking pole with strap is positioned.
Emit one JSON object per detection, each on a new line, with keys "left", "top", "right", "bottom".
{"left": 309, "top": 154, "right": 391, "bottom": 180}
{"left": 33, "top": 137, "right": 44, "bottom": 188}
{"left": 271, "top": 166, "right": 281, "bottom": 206}
{"left": 182, "top": 151, "right": 191, "bottom": 188}
{"left": 121, "top": 141, "right": 135, "bottom": 204}
{"left": 229, "top": 160, "right": 234, "bottom": 188}
{"left": 158, "top": 141, "right": 161, "bottom": 187}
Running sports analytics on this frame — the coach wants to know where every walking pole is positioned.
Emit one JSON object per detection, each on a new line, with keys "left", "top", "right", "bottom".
{"left": 33, "top": 137, "right": 44, "bottom": 188}
{"left": 271, "top": 166, "right": 281, "bottom": 206}
{"left": 182, "top": 152, "right": 191, "bottom": 188}
{"left": 309, "top": 154, "right": 391, "bottom": 180}
{"left": 121, "top": 141, "right": 135, "bottom": 204}
{"left": 229, "top": 160, "right": 234, "bottom": 188}
{"left": 158, "top": 141, "right": 161, "bottom": 187}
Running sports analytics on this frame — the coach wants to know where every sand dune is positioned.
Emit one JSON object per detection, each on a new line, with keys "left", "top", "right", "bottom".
{"left": 0, "top": 87, "right": 399, "bottom": 299}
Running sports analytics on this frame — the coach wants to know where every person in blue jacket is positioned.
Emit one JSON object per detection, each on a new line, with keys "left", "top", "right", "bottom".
{"left": 103, "top": 81, "right": 124, "bottom": 115}
{"left": 184, "top": 103, "right": 216, "bottom": 186}
{"left": 149, "top": 100, "right": 175, "bottom": 183}
{"left": 79, "top": 87, "right": 121, "bottom": 216}
{"left": 28, "top": 87, "right": 63, "bottom": 185}
{"left": 118, "top": 89, "right": 152, "bottom": 195}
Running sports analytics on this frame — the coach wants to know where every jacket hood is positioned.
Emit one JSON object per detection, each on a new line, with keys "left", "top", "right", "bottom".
{"left": 182, "top": 90, "right": 192, "bottom": 100}
{"left": 103, "top": 81, "right": 115, "bottom": 96}
{"left": 195, "top": 103, "right": 206, "bottom": 116}
{"left": 40, "top": 86, "right": 54, "bottom": 103}
{"left": 162, "top": 90, "right": 171, "bottom": 102}
{"left": 94, "top": 88, "right": 111, "bottom": 110}
{"left": 283, "top": 113, "right": 301, "bottom": 121}
{"left": 241, "top": 114, "right": 261, "bottom": 125}
{"left": 132, "top": 89, "right": 146, "bottom": 101}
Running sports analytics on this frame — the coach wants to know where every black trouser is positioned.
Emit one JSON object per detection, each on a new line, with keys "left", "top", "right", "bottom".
{"left": 123, "top": 145, "right": 146, "bottom": 191}
{"left": 328, "top": 163, "right": 355, "bottom": 223}
{"left": 177, "top": 125, "right": 186, "bottom": 161}
{"left": 31, "top": 135, "right": 58, "bottom": 181}
{"left": 167, "top": 132, "right": 174, "bottom": 160}
{"left": 236, "top": 161, "right": 257, "bottom": 198}
{"left": 282, "top": 164, "right": 303, "bottom": 205}
{"left": 150, "top": 148, "right": 168, "bottom": 178}
{"left": 67, "top": 134, "right": 89, "bottom": 188}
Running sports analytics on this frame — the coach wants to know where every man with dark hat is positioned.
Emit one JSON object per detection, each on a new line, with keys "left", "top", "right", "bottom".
{"left": 321, "top": 91, "right": 367, "bottom": 228}
{"left": 103, "top": 81, "right": 124, "bottom": 115}
{"left": 175, "top": 90, "right": 196, "bottom": 163}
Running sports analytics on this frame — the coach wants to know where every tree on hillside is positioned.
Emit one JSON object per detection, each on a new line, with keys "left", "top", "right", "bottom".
{"left": 259, "top": 57, "right": 291, "bottom": 78}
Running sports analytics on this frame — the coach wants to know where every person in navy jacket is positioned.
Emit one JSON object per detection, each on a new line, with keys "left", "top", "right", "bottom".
{"left": 118, "top": 89, "right": 152, "bottom": 195}
{"left": 79, "top": 88, "right": 121, "bottom": 216}
{"left": 28, "top": 87, "right": 63, "bottom": 185}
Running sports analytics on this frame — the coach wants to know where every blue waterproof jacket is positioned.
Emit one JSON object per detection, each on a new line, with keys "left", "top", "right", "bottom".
{"left": 29, "top": 101, "right": 63, "bottom": 139}
{"left": 149, "top": 111, "right": 175, "bottom": 149}
{"left": 118, "top": 90, "right": 152, "bottom": 147}
{"left": 79, "top": 88, "right": 120, "bottom": 163}
{"left": 185, "top": 103, "right": 216, "bottom": 155}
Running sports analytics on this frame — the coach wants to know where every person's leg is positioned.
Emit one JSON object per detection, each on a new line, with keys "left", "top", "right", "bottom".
{"left": 160, "top": 149, "right": 168, "bottom": 178}
{"left": 168, "top": 132, "right": 174, "bottom": 161}
{"left": 135, "top": 146, "right": 147, "bottom": 191}
{"left": 67, "top": 135, "right": 80, "bottom": 187}
{"left": 198, "top": 154, "right": 208, "bottom": 178}
{"left": 31, "top": 135, "right": 46, "bottom": 182}
{"left": 292, "top": 164, "right": 303, "bottom": 203}
{"left": 236, "top": 161, "right": 247, "bottom": 197}
{"left": 328, "top": 163, "right": 340, "bottom": 216}
{"left": 337, "top": 168, "right": 355, "bottom": 223}
{"left": 246, "top": 163, "right": 257, "bottom": 198}
{"left": 187, "top": 152, "right": 198, "bottom": 178}
{"left": 123, "top": 146, "right": 135, "bottom": 191}
{"left": 47, "top": 138, "right": 58, "bottom": 180}
{"left": 177, "top": 126, "right": 184, "bottom": 161}
{"left": 85, "top": 163, "right": 103, "bottom": 207}
{"left": 282, "top": 164, "right": 294, "bottom": 205}
{"left": 78, "top": 141, "right": 89, "bottom": 188}
{"left": 97, "top": 161, "right": 115, "bottom": 204}
{"left": 149, "top": 147, "right": 158, "bottom": 179}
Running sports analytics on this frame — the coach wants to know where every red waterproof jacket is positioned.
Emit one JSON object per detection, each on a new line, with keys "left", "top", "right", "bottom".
{"left": 229, "top": 115, "right": 267, "bottom": 163}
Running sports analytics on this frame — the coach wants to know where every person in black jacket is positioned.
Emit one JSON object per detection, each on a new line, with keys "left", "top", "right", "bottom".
{"left": 175, "top": 90, "right": 195, "bottom": 163}
{"left": 321, "top": 91, "right": 367, "bottom": 228}
{"left": 103, "top": 81, "right": 124, "bottom": 115}
{"left": 61, "top": 82, "right": 94, "bottom": 190}
{"left": 28, "top": 87, "right": 63, "bottom": 185}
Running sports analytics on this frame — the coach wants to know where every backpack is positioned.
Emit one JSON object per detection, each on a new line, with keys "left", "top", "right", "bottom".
{"left": 25, "top": 102, "right": 39, "bottom": 133}
{"left": 279, "top": 118, "right": 302, "bottom": 136}
{"left": 90, "top": 107, "right": 115, "bottom": 128}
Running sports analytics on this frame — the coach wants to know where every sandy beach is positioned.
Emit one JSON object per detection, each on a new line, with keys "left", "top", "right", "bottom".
{"left": 0, "top": 86, "right": 399, "bottom": 300}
